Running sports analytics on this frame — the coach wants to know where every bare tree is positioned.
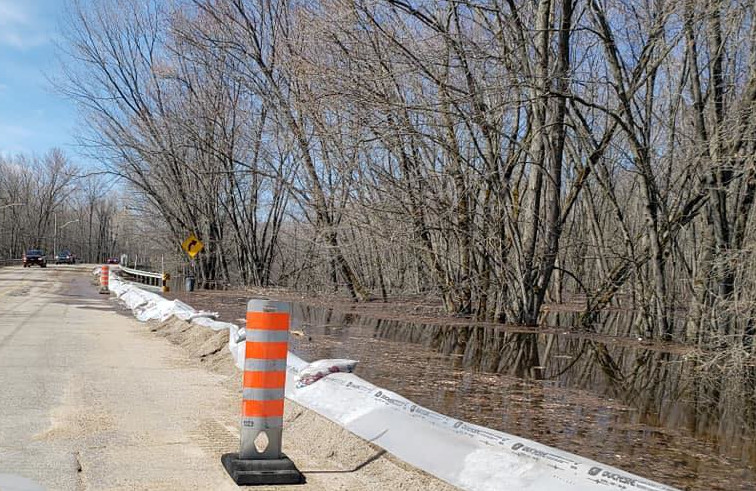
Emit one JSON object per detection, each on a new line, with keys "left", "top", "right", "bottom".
{"left": 51, "top": 0, "right": 756, "bottom": 358}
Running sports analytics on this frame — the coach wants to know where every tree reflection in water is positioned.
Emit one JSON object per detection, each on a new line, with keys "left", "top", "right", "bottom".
{"left": 289, "top": 305, "right": 756, "bottom": 490}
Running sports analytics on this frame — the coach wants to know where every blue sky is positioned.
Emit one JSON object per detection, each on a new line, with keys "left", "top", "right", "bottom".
{"left": 0, "top": 0, "right": 85, "bottom": 162}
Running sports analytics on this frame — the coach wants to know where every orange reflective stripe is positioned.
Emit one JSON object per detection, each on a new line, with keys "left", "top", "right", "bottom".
{"left": 246, "top": 312, "right": 290, "bottom": 331}
{"left": 243, "top": 371, "right": 286, "bottom": 389}
{"left": 242, "top": 399, "right": 284, "bottom": 418}
{"left": 245, "top": 341, "right": 288, "bottom": 359}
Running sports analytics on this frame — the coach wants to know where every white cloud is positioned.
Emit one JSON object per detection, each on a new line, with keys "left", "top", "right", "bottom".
{"left": 0, "top": 1, "right": 48, "bottom": 49}
{"left": 0, "top": 31, "right": 47, "bottom": 49}
{"left": 0, "top": 1, "right": 28, "bottom": 24}
{"left": 0, "top": 123, "right": 33, "bottom": 138}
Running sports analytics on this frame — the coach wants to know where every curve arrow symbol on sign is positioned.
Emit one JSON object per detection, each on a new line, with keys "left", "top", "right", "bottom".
{"left": 182, "top": 234, "right": 204, "bottom": 258}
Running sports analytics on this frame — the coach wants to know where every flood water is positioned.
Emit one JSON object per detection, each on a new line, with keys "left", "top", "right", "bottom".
{"left": 164, "top": 287, "right": 756, "bottom": 490}
{"left": 285, "top": 306, "right": 756, "bottom": 490}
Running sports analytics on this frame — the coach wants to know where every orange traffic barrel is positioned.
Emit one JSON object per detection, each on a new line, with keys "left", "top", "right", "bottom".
{"left": 221, "top": 299, "right": 304, "bottom": 485}
{"left": 99, "top": 264, "right": 109, "bottom": 294}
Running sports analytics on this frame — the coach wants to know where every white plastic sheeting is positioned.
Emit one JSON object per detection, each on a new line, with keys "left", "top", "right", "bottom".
{"left": 108, "top": 275, "right": 218, "bottom": 324}
{"left": 103, "top": 271, "right": 678, "bottom": 491}
{"left": 283, "top": 354, "right": 677, "bottom": 491}
{"left": 103, "top": 272, "right": 249, "bottom": 369}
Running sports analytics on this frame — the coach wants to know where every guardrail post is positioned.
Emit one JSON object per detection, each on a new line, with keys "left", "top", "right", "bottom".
{"left": 221, "top": 299, "right": 304, "bottom": 485}
{"left": 99, "top": 264, "right": 109, "bottom": 294}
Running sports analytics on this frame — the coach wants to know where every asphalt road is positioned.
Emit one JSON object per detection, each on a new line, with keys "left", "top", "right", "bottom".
{"left": 0, "top": 265, "right": 240, "bottom": 490}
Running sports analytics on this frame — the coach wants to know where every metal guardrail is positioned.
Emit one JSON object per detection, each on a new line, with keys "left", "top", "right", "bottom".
{"left": 0, "top": 258, "right": 22, "bottom": 267}
{"left": 114, "top": 264, "right": 170, "bottom": 293}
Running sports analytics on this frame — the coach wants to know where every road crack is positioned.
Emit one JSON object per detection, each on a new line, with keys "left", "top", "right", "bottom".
{"left": 74, "top": 450, "right": 86, "bottom": 491}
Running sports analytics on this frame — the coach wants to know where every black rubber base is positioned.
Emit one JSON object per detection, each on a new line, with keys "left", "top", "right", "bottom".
{"left": 221, "top": 453, "right": 305, "bottom": 486}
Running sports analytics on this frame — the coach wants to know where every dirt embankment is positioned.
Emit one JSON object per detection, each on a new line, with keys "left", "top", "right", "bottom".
{"left": 146, "top": 316, "right": 456, "bottom": 491}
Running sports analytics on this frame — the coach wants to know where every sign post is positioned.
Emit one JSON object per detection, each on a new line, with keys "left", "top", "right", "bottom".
{"left": 181, "top": 234, "right": 203, "bottom": 292}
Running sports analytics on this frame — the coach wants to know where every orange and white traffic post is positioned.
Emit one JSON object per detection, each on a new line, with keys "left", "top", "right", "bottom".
{"left": 99, "top": 264, "right": 109, "bottom": 294}
{"left": 221, "top": 299, "right": 304, "bottom": 485}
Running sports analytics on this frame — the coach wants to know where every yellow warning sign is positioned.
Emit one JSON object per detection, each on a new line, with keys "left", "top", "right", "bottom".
{"left": 181, "top": 234, "right": 204, "bottom": 258}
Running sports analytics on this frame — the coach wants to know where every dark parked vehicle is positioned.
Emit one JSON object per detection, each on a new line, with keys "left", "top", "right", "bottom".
{"left": 23, "top": 249, "right": 47, "bottom": 268}
{"left": 55, "top": 250, "right": 76, "bottom": 264}
{"left": 106, "top": 257, "right": 120, "bottom": 264}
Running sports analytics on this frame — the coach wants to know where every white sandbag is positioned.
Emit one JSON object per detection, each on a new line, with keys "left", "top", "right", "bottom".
{"left": 296, "top": 359, "right": 358, "bottom": 387}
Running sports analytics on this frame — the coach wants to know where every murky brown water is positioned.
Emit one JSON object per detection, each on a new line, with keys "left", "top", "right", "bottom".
{"left": 287, "top": 307, "right": 756, "bottom": 490}
{"left": 166, "top": 290, "right": 756, "bottom": 490}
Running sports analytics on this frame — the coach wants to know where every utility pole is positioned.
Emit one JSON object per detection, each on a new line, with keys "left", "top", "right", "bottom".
{"left": 55, "top": 216, "right": 80, "bottom": 257}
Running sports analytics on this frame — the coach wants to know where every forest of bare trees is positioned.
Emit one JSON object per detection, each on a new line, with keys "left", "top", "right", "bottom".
{"left": 0, "top": 149, "right": 125, "bottom": 263}
{"left": 55, "top": 0, "right": 756, "bottom": 351}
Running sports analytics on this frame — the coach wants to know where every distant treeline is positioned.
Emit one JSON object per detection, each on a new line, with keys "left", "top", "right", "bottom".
{"left": 59, "top": 0, "right": 756, "bottom": 348}
{"left": 0, "top": 150, "right": 122, "bottom": 263}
